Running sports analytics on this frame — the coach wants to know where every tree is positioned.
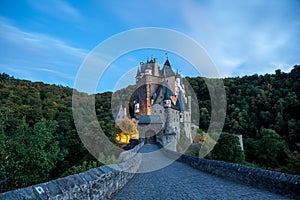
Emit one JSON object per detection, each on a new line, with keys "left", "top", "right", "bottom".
{"left": 287, "top": 118, "right": 300, "bottom": 151}
{"left": 257, "top": 129, "right": 288, "bottom": 169}
{"left": 208, "top": 132, "right": 245, "bottom": 164}
{"left": 199, "top": 107, "right": 210, "bottom": 131}
{"left": 3, "top": 119, "right": 67, "bottom": 189}
{"left": 116, "top": 117, "right": 138, "bottom": 144}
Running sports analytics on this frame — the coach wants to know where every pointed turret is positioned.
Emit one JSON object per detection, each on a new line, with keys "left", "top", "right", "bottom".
{"left": 136, "top": 67, "right": 141, "bottom": 82}
{"left": 136, "top": 67, "right": 140, "bottom": 77}
{"left": 164, "top": 59, "right": 171, "bottom": 67}
{"left": 161, "top": 59, "right": 175, "bottom": 77}
{"left": 175, "top": 69, "right": 180, "bottom": 78}
{"left": 114, "top": 105, "right": 126, "bottom": 122}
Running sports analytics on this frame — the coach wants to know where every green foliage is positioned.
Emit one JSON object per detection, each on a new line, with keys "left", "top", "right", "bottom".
{"left": 0, "top": 73, "right": 118, "bottom": 192}
{"left": 206, "top": 132, "right": 245, "bottom": 164}
{"left": 0, "top": 118, "right": 66, "bottom": 189}
{"left": 254, "top": 129, "right": 288, "bottom": 169}
{"left": 61, "top": 161, "right": 101, "bottom": 177}
{"left": 199, "top": 108, "right": 210, "bottom": 130}
{"left": 187, "top": 65, "right": 300, "bottom": 174}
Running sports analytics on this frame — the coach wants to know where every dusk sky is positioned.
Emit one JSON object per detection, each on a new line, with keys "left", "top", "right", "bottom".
{"left": 0, "top": 0, "right": 299, "bottom": 92}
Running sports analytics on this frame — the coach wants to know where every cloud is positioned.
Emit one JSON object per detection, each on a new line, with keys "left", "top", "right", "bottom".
{"left": 0, "top": 17, "right": 88, "bottom": 85}
{"left": 111, "top": 0, "right": 299, "bottom": 77}
{"left": 1, "top": 1, "right": 299, "bottom": 92}
{"left": 28, "top": 0, "right": 82, "bottom": 22}
{"left": 178, "top": 0, "right": 300, "bottom": 77}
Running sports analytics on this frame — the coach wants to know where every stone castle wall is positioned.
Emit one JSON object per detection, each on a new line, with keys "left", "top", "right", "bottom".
{"left": 165, "top": 109, "right": 180, "bottom": 136}
{"left": 0, "top": 143, "right": 144, "bottom": 200}
{"left": 181, "top": 110, "right": 192, "bottom": 143}
{"left": 159, "top": 145, "right": 300, "bottom": 199}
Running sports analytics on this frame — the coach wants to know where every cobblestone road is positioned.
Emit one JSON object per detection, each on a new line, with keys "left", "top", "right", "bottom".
{"left": 112, "top": 145, "right": 289, "bottom": 200}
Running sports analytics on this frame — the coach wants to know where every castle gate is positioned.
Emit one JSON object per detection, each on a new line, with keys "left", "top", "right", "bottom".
{"left": 145, "top": 130, "right": 156, "bottom": 144}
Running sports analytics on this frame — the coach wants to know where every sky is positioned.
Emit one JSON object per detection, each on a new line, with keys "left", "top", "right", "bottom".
{"left": 0, "top": 0, "right": 299, "bottom": 93}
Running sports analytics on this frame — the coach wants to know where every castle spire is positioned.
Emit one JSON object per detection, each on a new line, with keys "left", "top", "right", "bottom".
{"left": 136, "top": 66, "right": 140, "bottom": 77}
{"left": 164, "top": 59, "right": 171, "bottom": 67}
{"left": 175, "top": 69, "right": 180, "bottom": 78}
{"left": 161, "top": 58, "right": 175, "bottom": 77}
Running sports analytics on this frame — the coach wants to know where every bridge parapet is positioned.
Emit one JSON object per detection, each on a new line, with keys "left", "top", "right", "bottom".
{"left": 0, "top": 142, "right": 144, "bottom": 200}
{"left": 159, "top": 145, "right": 300, "bottom": 199}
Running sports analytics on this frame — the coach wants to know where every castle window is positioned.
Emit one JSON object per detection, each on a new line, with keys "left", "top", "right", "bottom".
{"left": 160, "top": 110, "right": 162, "bottom": 113}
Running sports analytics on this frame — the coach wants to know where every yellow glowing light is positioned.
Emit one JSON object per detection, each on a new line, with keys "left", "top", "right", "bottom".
{"left": 116, "top": 132, "right": 131, "bottom": 144}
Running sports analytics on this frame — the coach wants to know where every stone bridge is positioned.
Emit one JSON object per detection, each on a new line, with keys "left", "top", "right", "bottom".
{"left": 113, "top": 145, "right": 294, "bottom": 200}
{"left": 1, "top": 144, "right": 299, "bottom": 199}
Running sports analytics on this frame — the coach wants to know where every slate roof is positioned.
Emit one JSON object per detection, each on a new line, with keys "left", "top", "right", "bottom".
{"left": 161, "top": 65, "right": 175, "bottom": 77}
{"left": 138, "top": 114, "right": 162, "bottom": 124}
{"left": 152, "top": 81, "right": 174, "bottom": 104}
{"left": 151, "top": 81, "right": 188, "bottom": 111}
{"left": 176, "top": 90, "right": 188, "bottom": 111}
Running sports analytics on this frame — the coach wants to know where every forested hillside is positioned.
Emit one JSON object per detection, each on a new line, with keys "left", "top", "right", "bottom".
{"left": 187, "top": 65, "right": 300, "bottom": 174}
{"left": 0, "top": 65, "right": 299, "bottom": 192}
{"left": 0, "top": 74, "right": 115, "bottom": 192}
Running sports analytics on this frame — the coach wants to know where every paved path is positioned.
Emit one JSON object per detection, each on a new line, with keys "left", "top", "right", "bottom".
{"left": 112, "top": 145, "right": 289, "bottom": 200}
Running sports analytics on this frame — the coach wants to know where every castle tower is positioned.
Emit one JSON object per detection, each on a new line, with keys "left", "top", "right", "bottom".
{"left": 136, "top": 59, "right": 163, "bottom": 115}
{"left": 182, "top": 96, "right": 192, "bottom": 143}
{"left": 153, "top": 58, "right": 159, "bottom": 76}
{"left": 134, "top": 57, "right": 194, "bottom": 151}
{"left": 136, "top": 61, "right": 151, "bottom": 115}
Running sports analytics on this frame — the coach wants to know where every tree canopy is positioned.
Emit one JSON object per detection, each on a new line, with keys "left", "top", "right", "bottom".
{"left": 187, "top": 65, "right": 300, "bottom": 174}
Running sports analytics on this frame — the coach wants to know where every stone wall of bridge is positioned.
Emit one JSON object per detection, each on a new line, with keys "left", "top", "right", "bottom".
{"left": 0, "top": 143, "right": 144, "bottom": 200}
{"left": 160, "top": 145, "right": 300, "bottom": 199}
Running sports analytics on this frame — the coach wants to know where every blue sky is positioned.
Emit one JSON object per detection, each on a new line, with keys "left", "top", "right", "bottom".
{"left": 0, "top": 0, "right": 299, "bottom": 93}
